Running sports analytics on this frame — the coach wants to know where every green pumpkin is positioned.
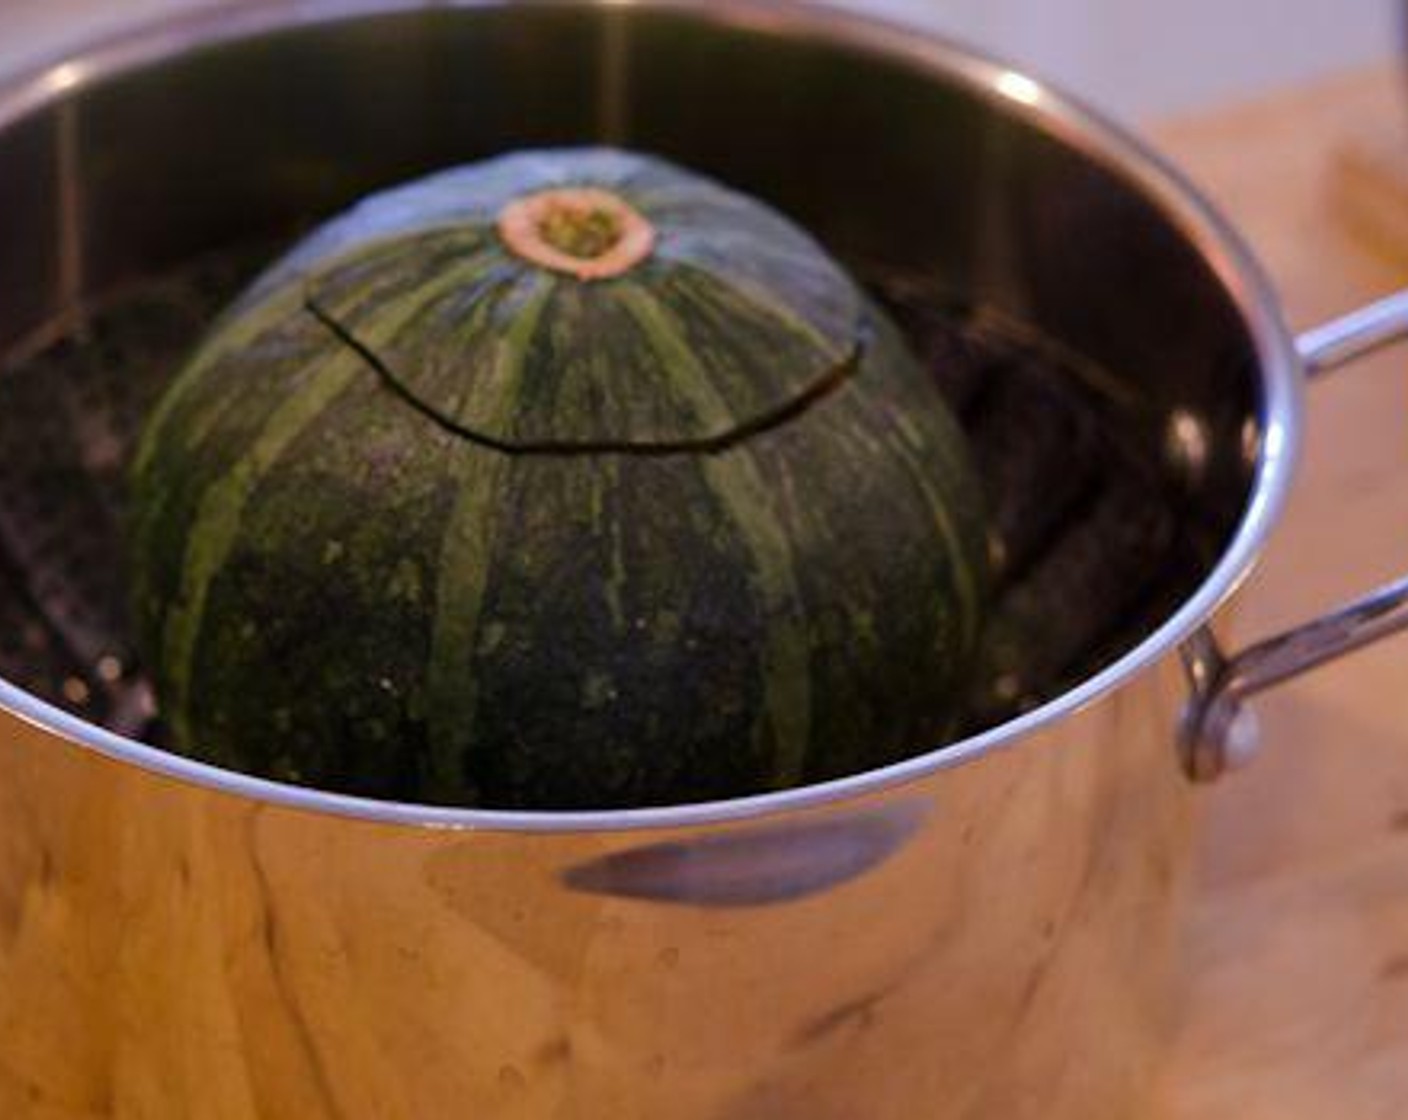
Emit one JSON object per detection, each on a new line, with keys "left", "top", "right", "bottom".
{"left": 129, "top": 148, "right": 987, "bottom": 810}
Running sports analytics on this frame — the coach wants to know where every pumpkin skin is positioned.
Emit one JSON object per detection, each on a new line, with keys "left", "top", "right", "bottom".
{"left": 129, "top": 148, "right": 987, "bottom": 810}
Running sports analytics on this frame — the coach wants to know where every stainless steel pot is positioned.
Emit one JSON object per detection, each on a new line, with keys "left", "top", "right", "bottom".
{"left": 1, "top": 2, "right": 1406, "bottom": 1117}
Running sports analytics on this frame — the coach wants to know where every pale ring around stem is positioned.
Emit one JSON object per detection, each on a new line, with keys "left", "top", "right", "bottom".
{"left": 497, "top": 187, "right": 657, "bottom": 281}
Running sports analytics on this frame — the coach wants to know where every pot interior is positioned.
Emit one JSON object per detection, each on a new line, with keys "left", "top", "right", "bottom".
{"left": 0, "top": 2, "right": 1267, "bottom": 773}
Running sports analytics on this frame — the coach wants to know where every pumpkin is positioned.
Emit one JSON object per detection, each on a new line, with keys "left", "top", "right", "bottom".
{"left": 128, "top": 148, "right": 986, "bottom": 810}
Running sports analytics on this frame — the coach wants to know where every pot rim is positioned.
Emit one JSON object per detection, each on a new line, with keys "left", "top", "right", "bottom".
{"left": 0, "top": 0, "right": 1303, "bottom": 833}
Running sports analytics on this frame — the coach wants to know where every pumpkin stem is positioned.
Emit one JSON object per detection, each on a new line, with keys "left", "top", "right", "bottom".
{"left": 539, "top": 206, "right": 622, "bottom": 259}
{"left": 497, "top": 188, "right": 656, "bottom": 281}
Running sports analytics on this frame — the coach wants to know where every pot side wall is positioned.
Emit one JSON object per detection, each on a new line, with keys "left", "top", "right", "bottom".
{"left": 0, "top": 643, "right": 1195, "bottom": 1119}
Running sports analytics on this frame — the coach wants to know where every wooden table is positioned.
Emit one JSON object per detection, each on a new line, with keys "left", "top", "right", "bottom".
{"left": 1151, "top": 67, "right": 1408, "bottom": 1120}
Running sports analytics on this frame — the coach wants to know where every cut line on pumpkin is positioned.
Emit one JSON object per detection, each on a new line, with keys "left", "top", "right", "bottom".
{"left": 303, "top": 292, "right": 867, "bottom": 458}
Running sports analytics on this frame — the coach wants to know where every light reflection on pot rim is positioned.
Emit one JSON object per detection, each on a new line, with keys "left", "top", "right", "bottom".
{"left": 0, "top": 0, "right": 1304, "bottom": 833}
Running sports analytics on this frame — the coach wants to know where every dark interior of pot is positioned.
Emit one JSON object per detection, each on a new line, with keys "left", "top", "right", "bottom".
{"left": 0, "top": 3, "right": 1261, "bottom": 757}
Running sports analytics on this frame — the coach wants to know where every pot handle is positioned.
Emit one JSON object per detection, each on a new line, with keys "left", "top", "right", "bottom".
{"left": 1180, "top": 290, "right": 1408, "bottom": 781}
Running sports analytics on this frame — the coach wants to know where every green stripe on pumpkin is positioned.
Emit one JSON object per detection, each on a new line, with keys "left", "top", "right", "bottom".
{"left": 616, "top": 282, "right": 813, "bottom": 788}
{"left": 163, "top": 265, "right": 514, "bottom": 746}
{"left": 888, "top": 426, "right": 981, "bottom": 640}
{"left": 668, "top": 259, "right": 851, "bottom": 363}
{"left": 423, "top": 276, "right": 554, "bottom": 798}
{"left": 131, "top": 281, "right": 308, "bottom": 482}
{"left": 312, "top": 243, "right": 507, "bottom": 342}
{"left": 161, "top": 349, "right": 362, "bottom": 744}
{"left": 135, "top": 237, "right": 493, "bottom": 488}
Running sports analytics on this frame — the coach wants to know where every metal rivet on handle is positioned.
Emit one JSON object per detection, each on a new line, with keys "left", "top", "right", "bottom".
{"left": 1221, "top": 706, "right": 1262, "bottom": 772}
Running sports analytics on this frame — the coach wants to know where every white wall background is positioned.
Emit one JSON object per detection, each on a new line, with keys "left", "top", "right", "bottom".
{"left": 0, "top": 0, "right": 1398, "bottom": 121}
{"left": 871, "top": 0, "right": 1397, "bottom": 118}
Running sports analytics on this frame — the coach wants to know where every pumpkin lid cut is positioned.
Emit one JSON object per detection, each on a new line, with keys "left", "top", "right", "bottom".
{"left": 260, "top": 148, "right": 868, "bottom": 453}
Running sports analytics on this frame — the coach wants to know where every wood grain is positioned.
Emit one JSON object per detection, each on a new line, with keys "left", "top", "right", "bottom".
{"left": 1151, "top": 66, "right": 1408, "bottom": 1120}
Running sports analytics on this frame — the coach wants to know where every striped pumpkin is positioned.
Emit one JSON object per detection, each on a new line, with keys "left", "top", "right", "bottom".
{"left": 129, "top": 148, "right": 987, "bottom": 810}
